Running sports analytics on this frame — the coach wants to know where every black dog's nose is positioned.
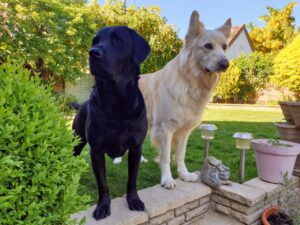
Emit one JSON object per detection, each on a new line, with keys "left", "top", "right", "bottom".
{"left": 218, "top": 59, "right": 229, "bottom": 71}
{"left": 89, "top": 47, "right": 103, "bottom": 58}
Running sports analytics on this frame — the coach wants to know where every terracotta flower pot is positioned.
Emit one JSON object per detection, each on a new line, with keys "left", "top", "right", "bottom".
{"left": 278, "top": 101, "right": 294, "bottom": 124}
{"left": 275, "top": 122, "right": 300, "bottom": 177}
{"left": 261, "top": 206, "right": 279, "bottom": 225}
{"left": 287, "top": 101, "right": 300, "bottom": 127}
{"left": 275, "top": 122, "right": 300, "bottom": 144}
{"left": 252, "top": 139, "right": 300, "bottom": 183}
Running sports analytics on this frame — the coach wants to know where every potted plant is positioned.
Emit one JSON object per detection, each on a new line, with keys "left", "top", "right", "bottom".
{"left": 261, "top": 174, "right": 300, "bottom": 225}
{"left": 252, "top": 139, "right": 300, "bottom": 183}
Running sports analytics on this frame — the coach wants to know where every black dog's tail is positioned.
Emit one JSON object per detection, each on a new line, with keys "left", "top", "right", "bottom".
{"left": 71, "top": 102, "right": 81, "bottom": 110}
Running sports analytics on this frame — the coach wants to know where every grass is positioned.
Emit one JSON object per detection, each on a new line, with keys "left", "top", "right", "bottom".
{"left": 76, "top": 107, "right": 283, "bottom": 205}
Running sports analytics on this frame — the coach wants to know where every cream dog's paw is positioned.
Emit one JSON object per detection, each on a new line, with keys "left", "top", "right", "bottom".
{"left": 161, "top": 175, "right": 176, "bottom": 189}
{"left": 179, "top": 172, "right": 199, "bottom": 182}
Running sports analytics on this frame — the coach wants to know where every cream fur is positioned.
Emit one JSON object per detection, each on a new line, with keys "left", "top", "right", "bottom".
{"left": 139, "top": 11, "right": 231, "bottom": 189}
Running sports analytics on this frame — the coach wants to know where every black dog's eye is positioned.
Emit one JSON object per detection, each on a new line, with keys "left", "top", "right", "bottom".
{"left": 222, "top": 44, "right": 227, "bottom": 50}
{"left": 112, "top": 36, "right": 122, "bottom": 46}
{"left": 92, "top": 37, "right": 100, "bottom": 46}
{"left": 204, "top": 43, "right": 213, "bottom": 50}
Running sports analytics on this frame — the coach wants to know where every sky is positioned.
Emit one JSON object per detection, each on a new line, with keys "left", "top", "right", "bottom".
{"left": 98, "top": 0, "right": 300, "bottom": 38}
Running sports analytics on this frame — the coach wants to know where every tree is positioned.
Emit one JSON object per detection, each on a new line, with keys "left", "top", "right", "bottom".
{"left": 249, "top": 2, "right": 297, "bottom": 53}
{"left": 90, "top": 1, "right": 182, "bottom": 74}
{"left": 0, "top": 0, "right": 95, "bottom": 81}
{"left": 271, "top": 34, "right": 300, "bottom": 99}
{"left": 0, "top": 1, "right": 182, "bottom": 81}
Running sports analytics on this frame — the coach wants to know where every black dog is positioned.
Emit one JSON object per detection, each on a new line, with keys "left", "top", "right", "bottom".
{"left": 72, "top": 26, "right": 150, "bottom": 220}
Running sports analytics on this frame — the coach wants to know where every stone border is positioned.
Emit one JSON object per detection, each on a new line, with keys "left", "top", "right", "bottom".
{"left": 71, "top": 176, "right": 299, "bottom": 225}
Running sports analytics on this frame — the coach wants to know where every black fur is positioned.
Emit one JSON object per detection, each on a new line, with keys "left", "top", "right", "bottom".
{"left": 72, "top": 26, "right": 150, "bottom": 220}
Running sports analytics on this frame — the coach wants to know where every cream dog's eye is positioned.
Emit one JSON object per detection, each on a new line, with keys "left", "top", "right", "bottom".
{"left": 204, "top": 43, "right": 213, "bottom": 50}
{"left": 222, "top": 44, "right": 227, "bottom": 50}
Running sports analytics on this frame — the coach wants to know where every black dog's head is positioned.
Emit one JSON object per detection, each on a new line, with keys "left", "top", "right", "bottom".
{"left": 89, "top": 26, "right": 150, "bottom": 81}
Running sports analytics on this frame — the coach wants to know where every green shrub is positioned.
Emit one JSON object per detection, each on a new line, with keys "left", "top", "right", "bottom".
{"left": 234, "top": 52, "right": 274, "bottom": 103}
{"left": 214, "top": 52, "right": 274, "bottom": 103}
{"left": 0, "top": 61, "right": 89, "bottom": 225}
{"left": 271, "top": 34, "right": 300, "bottom": 99}
{"left": 214, "top": 62, "right": 242, "bottom": 103}
{"left": 53, "top": 92, "right": 78, "bottom": 116}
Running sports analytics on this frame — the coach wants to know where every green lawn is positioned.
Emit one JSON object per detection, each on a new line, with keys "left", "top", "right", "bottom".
{"left": 77, "top": 107, "right": 283, "bottom": 205}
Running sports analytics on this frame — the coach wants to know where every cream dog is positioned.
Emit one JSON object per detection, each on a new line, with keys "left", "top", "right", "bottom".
{"left": 139, "top": 11, "right": 231, "bottom": 189}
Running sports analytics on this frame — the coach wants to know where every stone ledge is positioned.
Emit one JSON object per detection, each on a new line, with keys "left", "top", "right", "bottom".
{"left": 71, "top": 197, "right": 148, "bottom": 225}
{"left": 71, "top": 176, "right": 299, "bottom": 225}
{"left": 138, "top": 179, "right": 211, "bottom": 218}
{"left": 243, "top": 177, "right": 282, "bottom": 198}
{"left": 214, "top": 182, "right": 266, "bottom": 206}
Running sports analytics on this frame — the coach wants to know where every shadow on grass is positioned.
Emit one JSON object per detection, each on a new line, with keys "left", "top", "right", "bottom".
{"left": 78, "top": 121, "right": 279, "bottom": 205}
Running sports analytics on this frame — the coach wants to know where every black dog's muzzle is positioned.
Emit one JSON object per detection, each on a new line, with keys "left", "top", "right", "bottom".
{"left": 89, "top": 47, "right": 104, "bottom": 58}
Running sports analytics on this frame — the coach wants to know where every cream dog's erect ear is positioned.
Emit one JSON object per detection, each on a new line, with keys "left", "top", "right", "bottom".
{"left": 185, "top": 11, "right": 205, "bottom": 44}
{"left": 216, "top": 18, "right": 232, "bottom": 39}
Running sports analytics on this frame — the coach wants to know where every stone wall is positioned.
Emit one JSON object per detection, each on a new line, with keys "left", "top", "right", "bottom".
{"left": 71, "top": 176, "right": 299, "bottom": 225}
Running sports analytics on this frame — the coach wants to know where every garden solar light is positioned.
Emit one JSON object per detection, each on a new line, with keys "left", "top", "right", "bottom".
{"left": 233, "top": 132, "right": 253, "bottom": 182}
{"left": 199, "top": 124, "right": 218, "bottom": 159}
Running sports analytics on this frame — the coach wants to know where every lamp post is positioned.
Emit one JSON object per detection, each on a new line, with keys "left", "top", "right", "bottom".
{"left": 199, "top": 124, "right": 218, "bottom": 159}
{"left": 233, "top": 132, "right": 253, "bottom": 182}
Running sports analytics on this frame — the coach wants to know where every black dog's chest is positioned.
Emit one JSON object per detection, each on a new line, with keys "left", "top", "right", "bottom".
{"left": 86, "top": 107, "right": 147, "bottom": 158}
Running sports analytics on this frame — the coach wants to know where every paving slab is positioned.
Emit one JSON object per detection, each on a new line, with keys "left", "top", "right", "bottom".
{"left": 195, "top": 211, "right": 244, "bottom": 225}
{"left": 243, "top": 177, "right": 281, "bottom": 198}
{"left": 138, "top": 179, "right": 212, "bottom": 218}
{"left": 70, "top": 197, "right": 148, "bottom": 225}
{"left": 214, "top": 182, "right": 266, "bottom": 206}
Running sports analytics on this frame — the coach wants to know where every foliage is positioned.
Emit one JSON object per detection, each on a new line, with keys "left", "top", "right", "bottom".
{"left": 0, "top": 0, "right": 95, "bottom": 81}
{"left": 53, "top": 92, "right": 79, "bottom": 116}
{"left": 279, "top": 173, "right": 300, "bottom": 224}
{"left": 89, "top": 1, "right": 182, "bottom": 74}
{"left": 234, "top": 52, "right": 275, "bottom": 102}
{"left": 214, "top": 62, "right": 242, "bottom": 103}
{"left": 271, "top": 34, "right": 300, "bottom": 99}
{"left": 248, "top": 2, "right": 296, "bottom": 53}
{"left": 0, "top": 1, "right": 182, "bottom": 81}
{"left": 0, "top": 61, "right": 89, "bottom": 225}
{"left": 214, "top": 52, "right": 274, "bottom": 103}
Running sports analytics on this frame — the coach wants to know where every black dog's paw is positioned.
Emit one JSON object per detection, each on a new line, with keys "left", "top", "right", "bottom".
{"left": 93, "top": 202, "right": 111, "bottom": 220}
{"left": 127, "top": 197, "right": 145, "bottom": 211}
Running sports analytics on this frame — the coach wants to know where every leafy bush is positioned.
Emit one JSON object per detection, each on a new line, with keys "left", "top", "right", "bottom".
{"left": 53, "top": 92, "right": 79, "bottom": 116}
{"left": 214, "top": 52, "right": 274, "bottom": 103}
{"left": 0, "top": 1, "right": 182, "bottom": 81}
{"left": 214, "top": 62, "right": 242, "bottom": 103}
{"left": 0, "top": 61, "right": 89, "bottom": 225}
{"left": 271, "top": 34, "right": 300, "bottom": 99}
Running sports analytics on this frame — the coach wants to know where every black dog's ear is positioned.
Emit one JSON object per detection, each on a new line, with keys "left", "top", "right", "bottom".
{"left": 129, "top": 29, "right": 151, "bottom": 64}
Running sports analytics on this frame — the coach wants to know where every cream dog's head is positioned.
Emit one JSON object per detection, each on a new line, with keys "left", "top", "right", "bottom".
{"left": 184, "top": 11, "right": 231, "bottom": 73}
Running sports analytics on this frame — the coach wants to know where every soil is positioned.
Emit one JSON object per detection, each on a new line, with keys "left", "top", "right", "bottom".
{"left": 267, "top": 212, "right": 293, "bottom": 225}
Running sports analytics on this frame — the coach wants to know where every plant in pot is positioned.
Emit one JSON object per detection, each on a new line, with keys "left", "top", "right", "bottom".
{"left": 252, "top": 139, "right": 300, "bottom": 184}
{"left": 261, "top": 173, "right": 300, "bottom": 225}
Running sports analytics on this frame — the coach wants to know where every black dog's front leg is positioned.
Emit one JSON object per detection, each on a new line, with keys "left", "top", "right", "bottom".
{"left": 90, "top": 151, "right": 111, "bottom": 220}
{"left": 126, "top": 145, "right": 145, "bottom": 211}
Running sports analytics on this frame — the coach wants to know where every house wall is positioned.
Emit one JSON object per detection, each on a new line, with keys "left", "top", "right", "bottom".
{"left": 226, "top": 31, "right": 252, "bottom": 60}
{"left": 65, "top": 75, "right": 94, "bottom": 103}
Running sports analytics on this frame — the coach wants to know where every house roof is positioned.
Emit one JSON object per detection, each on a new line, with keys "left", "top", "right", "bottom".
{"left": 228, "top": 24, "right": 253, "bottom": 51}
